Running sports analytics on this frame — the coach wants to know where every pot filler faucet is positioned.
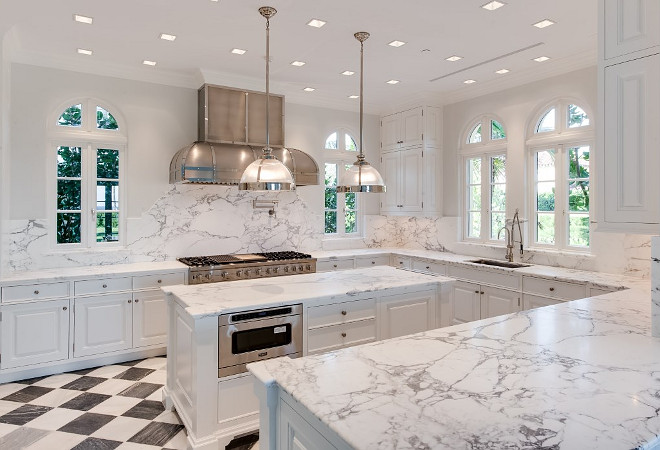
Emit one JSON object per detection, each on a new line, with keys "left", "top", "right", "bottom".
{"left": 498, "top": 209, "right": 524, "bottom": 263}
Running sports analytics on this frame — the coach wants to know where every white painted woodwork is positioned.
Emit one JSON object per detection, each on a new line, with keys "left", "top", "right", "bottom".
{"left": 411, "top": 259, "right": 446, "bottom": 275}
{"left": 380, "top": 114, "right": 401, "bottom": 152}
{"left": 307, "top": 319, "right": 377, "bottom": 355}
{"left": 381, "top": 150, "right": 400, "bottom": 211}
{"left": 400, "top": 107, "right": 424, "bottom": 147}
{"left": 378, "top": 291, "right": 436, "bottom": 340}
{"left": 132, "top": 272, "right": 185, "bottom": 290}
{"left": 316, "top": 258, "right": 355, "bottom": 272}
{"left": 400, "top": 147, "right": 424, "bottom": 212}
{"left": 447, "top": 265, "right": 520, "bottom": 290}
{"left": 217, "top": 374, "right": 260, "bottom": 428}
{"left": 390, "top": 255, "right": 412, "bottom": 269}
{"left": 354, "top": 255, "right": 391, "bottom": 268}
{"left": 74, "top": 277, "right": 132, "bottom": 296}
{"left": 604, "top": 0, "right": 660, "bottom": 59}
{"left": 522, "top": 293, "right": 563, "bottom": 311}
{"left": 424, "top": 106, "right": 443, "bottom": 147}
{"left": 480, "top": 286, "right": 520, "bottom": 319}
{"left": 279, "top": 400, "right": 337, "bottom": 450}
{"left": 133, "top": 291, "right": 168, "bottom": 348}
{"left": 0, "top": 299, "right": 70, "bottom": 368}
{"left": 588, "top": 286, "right": 618, "bottom": 296}
{"left": 73, "top": 294, "right": 132, "bottom": 357}
{"left": 307, "top": 298, "right": 376, "bottom": 329}
{"left": 522, "top": 276, "right": 587, "bottom": 301}
{"left": 448, "top": 280, "right": 482, "bottom": 325}
{"left": 1, "top": 282, "right": 69, "bottom": 303}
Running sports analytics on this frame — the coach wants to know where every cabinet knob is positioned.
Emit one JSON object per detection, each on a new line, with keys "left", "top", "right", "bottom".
{"left": 341, "top": 332, "right": 347, "bottom": 338}
{"left": 333, "top": 264, "right": 338, "bottom": 268}
{"left": 102, "top": 284, "right": 108, "bottom": 288}
{"left": 399, "top": 261, "right": 403, "bottom": 265}
{"left": 481, "top": 291, "right": 485, "bottom": 295}
{"left": 63, "top": 306, "right": 67, "bottom": 311}
{"left": 128, "top": 299, "right": 132, "bottom": 303}
{"left": 341, "top": 310, "right": 347, "bottom": 316}
{"left": 549, "top": 287, "right": 555, "bottom": 292}
{"left": 475, "top": 290, "right": 480, "bottom": 294}
{"left": 157, "top": 279, "right": 162, "bottom": 284}
{"left": 135, "top": 299, "right": 139, "bottom": 303}
{"left": 34, "top": 290, "right": 40, "bottom": 295}
{"left": 371, "top": 261, "right": 375, "bottom": 265}
{"left": 426, "top": 266, "right": 430, "bottom": 270}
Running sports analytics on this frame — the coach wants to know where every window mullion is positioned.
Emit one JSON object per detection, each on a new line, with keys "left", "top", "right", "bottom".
{"left": 482, "top": 155, "right": 490, "bottom": 242}
{"left": 556, "top": 144, "right": 566, "bottom": 249}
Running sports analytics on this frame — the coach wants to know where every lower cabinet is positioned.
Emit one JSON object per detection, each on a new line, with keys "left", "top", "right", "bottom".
{"left": 74, "top": 294, "right": 132, "bottom": 357}
{"left": 447, "top": 281, "right": 520, "bottom": 325}
{"left": 0, "top": 299, "right": 70, "bottom": 369}
{"left": 378, "top": 291, "right": 436, "bottom": 340}
{"left": 522, "top": 293, "right": 562, "bottom": 310}
{"left": 133, "top": 291, "right": 168, "bottom": 348}
{"left": 279, "top": 400, "right": 336, "bottom": 450}
{"left": 481, "top": 286, "right": 521, "bottom": 319}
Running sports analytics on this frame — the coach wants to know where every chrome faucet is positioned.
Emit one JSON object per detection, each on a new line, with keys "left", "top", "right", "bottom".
{"left": 498, "top": 209, "right": 524, "bottom": 263}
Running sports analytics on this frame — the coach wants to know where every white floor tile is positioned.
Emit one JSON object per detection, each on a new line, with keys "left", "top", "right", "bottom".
{"left": 32, "top": 373, "right": 81, "bottom": 389}
{"left": 153, "top": 409, "right": 181, "bottom": 425}
{"left": 28, "top": 388, "right": 80, "bottom": 407}
{"left": 139, "top": 370, "right": 167, "bottom": 385}
{"left": 133, "top": 358, "right": 167, "bottom": 370}
{"left": 88, "top": 395, "right": 142, "bottom": 416}
{"left": 0, "top": 383, "right": 28, "bottom": 398}
{"left": 26, "top": 408, "right": 85, "bottom": 431}
{"left": 91, "top": 416, "right": 151, "bottom": 442}
{"left": 115, "top": 442, "right": 161, "bottom": 449}
{"left": 24, "top": 430, "right": 86, "bottom": 449}
{"left": 162, "top": 428, "right": 187, "bottom": 449}
{"left": 87, "top": 378, "right": 136, "bottom": 395}
{"left": 0, "top": 399, "right": 22, "bottom": 416}
{"left": 145, "top": 387, "right": 164, "bottom": 402}
{"left": 0, "top": 422, "right": 20, "bottom": 438}
{"left": 87, "top": 364, "right": 132, "bottom": 379}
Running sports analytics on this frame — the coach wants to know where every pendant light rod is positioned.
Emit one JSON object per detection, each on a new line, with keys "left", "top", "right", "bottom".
{"left": 260, "top": 6, "right": 276, "bottom": 156}
{"left": 355, "top": 32, "right": 369, "bottom": 164}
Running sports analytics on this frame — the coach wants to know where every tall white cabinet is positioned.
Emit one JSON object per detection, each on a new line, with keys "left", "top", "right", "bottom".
{"left": 597, "top": 0, "right": 660, "bottom": 233}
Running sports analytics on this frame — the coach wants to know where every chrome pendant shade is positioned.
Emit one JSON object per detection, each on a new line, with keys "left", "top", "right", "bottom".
{"left": 336, "top": 32, "right": 386, "bottom": 194}
{"left": 239, "top": 6, "right": 295, "bottom": 191}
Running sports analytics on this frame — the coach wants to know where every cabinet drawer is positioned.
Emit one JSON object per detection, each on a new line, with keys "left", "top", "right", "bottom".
{"left": 522, "top": 277, "right": 586, "bottom": 300}
{"left": 307, "top": 319, "right": 376, "bottom": 355}
{"left": 411, "top": 259, "right": 446, "bottom": 275}
{"left": 447, "top": 265, "right": 519, "bottom": 290}
{"left": 355, "top": 255, "right": 391, "bottom": 268}
{"left": 588, "top": 287, "right": 618, "bottom": 297}
{"left": 133, "top": 272, "right": 185, "bottom": 290}
{"left": 2, "top": 282, "right": 70, "bottom": 303}
{"left": 391, "top": 255, "right": 411, "bottom": 269}
{"left": 74, "top": 277, "right": 132, "bottom": 296}
{"left": 307, "top": 298, "right": 376, "bottom": 329}
{"left": 522, "top": 293, "right": 563, "bottom": 310}
{"left": 316, "top": 259, "right": 355, "bottom": 272}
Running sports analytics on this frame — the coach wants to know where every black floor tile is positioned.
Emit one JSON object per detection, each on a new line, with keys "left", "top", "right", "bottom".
{"left": 62, "top": 376, "right": 108, "bottom": 392}
{"left": 61, "top": 392, "right": 112, "bottom": 411}
{"left": 14, "top": 375, "right": 48, "bottom": 385}
{"left": 58, "top": 413, "right": 116, "bottom": 435}
{"left": 226, "top": 432, "right": 259, "bottom": 450}
{"left": 113, "top": 367, "right": 154, "bottom": 381}
{"left": 2, "top": 385, "right": 53, "bottom": 403}
{"left": 117, "top": 382, "right": 162, "bottom": 399}
{"left": 121, "top": 400, "right": 164, "bottom": 420}
{"left": 0, "top": 404, "right": 52, "bottom": 426}
{"left": 116, "top": 359, "right": 143, "bottom": 367}
{"left": 71, "top": 437, "right": 122, "bottom": 450}
{"left": 68, "top": 367, "right": 99, "bottom": 376}
{"left": 128, "top": 422, "right": 184, "bottom": 447}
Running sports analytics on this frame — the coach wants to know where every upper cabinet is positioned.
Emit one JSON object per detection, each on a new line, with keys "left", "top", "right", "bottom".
{"left": 597, "top": 0, "right": 660, "bottom": 233}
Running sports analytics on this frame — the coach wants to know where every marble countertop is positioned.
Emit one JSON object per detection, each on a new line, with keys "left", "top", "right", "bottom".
{"left": 163, "top": 266, "right": 453, "bottom": 318}
{"left": 249, "top": 287, "right": 660, "bottom": 449}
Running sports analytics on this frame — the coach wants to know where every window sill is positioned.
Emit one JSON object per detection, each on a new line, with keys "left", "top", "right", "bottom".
{"left": 45, "top": 246, "right": 128, "bottom": 256}
{"left": 456, "top": 241, "right": 594, "bottom": 259}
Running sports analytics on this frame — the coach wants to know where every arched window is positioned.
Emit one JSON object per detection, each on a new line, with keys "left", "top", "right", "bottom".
{"left": 527, "top": 99, "right": 593, "bottom": 250}
{"left": 461, "top": 115, "right": 507, "bottom": 242}
{"left": 324, "top": 128, "right": 360, "bottom": 236}
{"left": 50, "top": 99, "right": 126, "bottom": 248}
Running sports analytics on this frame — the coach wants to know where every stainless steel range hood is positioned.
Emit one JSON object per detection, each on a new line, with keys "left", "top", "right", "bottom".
{"left": 169, "top": 84, "right": 319, "bottom": 186}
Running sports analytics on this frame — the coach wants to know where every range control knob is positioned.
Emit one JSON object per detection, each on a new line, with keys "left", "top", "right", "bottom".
{"left": 255, "top": 268, "right": 262, "bottom": 276}
{"left": 299, "top": 265, "right": 304, "bottom": 272}
{"left": 273, "top": 267, "right": 280, "bottom": 274}
{"left": 236, "top": 270, "right": 242, "bottom": 277}
{"left": 204, "top": 273, "right": 212, "bottom": 280}
{"left": 221, "top": 272, "right": 229, "bottom": 279}
{"left": 284, "top": 266, "right": 289, "bottom": 273}
{"left": 266, "top": 268, "right": 272, "bottom": 274}
{"left": 306, "top": 264, "right": 312, "bottom": 271}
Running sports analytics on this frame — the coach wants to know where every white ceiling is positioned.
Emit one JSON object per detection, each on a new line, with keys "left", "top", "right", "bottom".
{"left": 0, "top": 0, "right": 597, "bottom": 114}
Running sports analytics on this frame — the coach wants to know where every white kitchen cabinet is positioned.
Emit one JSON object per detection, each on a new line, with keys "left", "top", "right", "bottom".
{"left": 355, "top": 255, "right": 390, "bottom": 268}
{"left": 588, "top": 286, "right": 619, "bottom": 296}
{"left": 603, "top": 0, "right": 660, "bottom": 60}
{"left": 411, "top": 259, "right": 446, "bottom": 275}
{"left": 522, "top": 276, "right": 586, "bottom": 301}
{"left": 133, "top": 291, "right": 168, "bottom": 348}
{"left": 522, "top": 293, "right": 562, "bottom": 311}
{"left": 73, "top": 294, "right": 132, "bottom": 357}
{"left": 447, "top": 281, "right": 482, "bottom": 325}
{"left": 480, "top": 286, "right": 521, "bottom": 319}
{"left": 0, "top": 299, "right": 70, "bottom": 369}
{"left": 1, "top": 282, "right": 69, "bottom": 304}
{"left": 279, "top": 400, "right": 337, "bottom": 450}
{"left": 378, "top": 291, "right": 436, "bottom": 340}
{"left": 390, "top": 255, "right": 411, "bottom": 270}
{"left": 316, "top": 258, "right": 355, "bottom": 272}
{"left": 381, "top": 107, "right": 424, "bottom": 152}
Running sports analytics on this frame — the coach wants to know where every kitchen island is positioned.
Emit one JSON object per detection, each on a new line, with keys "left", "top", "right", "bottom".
{"left": 248, "top": 286, "right": 660, "bottom": 449}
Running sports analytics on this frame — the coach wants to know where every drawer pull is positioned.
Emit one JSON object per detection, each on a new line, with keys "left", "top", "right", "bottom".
{"left": 128, "top": 299, "right": 132, "bottom": 303}
{"left": 63, "top": 306, "right": 67, "bottom": 311}
{"left": 371, "top": 261, "right": 375, "bottom": 265}
{"left": 481, "top": 291, "right": 485, "bottom": 295}
{"left": 475, "top": 290, "right": 480, "bottom": 294}
{"left": 549, "top": 287, "right": 555, "bottom": 292}
{"left": 341, "top": 332, "right": 347, "bottom": 338}
{"left": 157, "top": 279, "right": 162, "bottom": 284}
{"left": 341, "top": 310, "right": 347, "bottom": 316}
{"left": 34, "top": 290, "right": 40, "bottom": 295}
{"left": 333, "top": 264, "right": 338, "bottom": 268}
{"left": 135, "top": 299, "right": 139, "bottom": 303}
{"left": 426, "top": 266, "right": 430, "bottom": 270}
{"left": 102, "top": 284, "right": 108, "bottom": 288}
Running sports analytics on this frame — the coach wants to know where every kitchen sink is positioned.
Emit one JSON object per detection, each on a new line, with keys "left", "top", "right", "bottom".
{"left": 468, "top": 259, "right": 531, "bottom": 269}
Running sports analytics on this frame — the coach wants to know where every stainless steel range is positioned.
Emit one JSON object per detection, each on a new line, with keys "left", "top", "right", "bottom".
{"left": 178, "top": 251, "right": 316, "bottom": 284}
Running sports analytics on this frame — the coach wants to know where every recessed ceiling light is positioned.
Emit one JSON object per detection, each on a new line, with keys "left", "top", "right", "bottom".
{"left": 77, "top": 48, "right": 93, "bottom": 56}
{"left": 495, "top": 69, "right": 510, "bottom": 74}
{"left": 143, "top": 60, "right": 157, "bottom": 66}
{"left": 388, "top": 40, "right": 406, "bottom": 47}
{"left": 464, "top": 79, "right": 476, "bottom": 84}
{"left": 533, "top": 19, "right": 555, "bottom": 29}
{"left": 534, "top": 56, "right": 550, "bottom": 62}
{"left": 291, "top": 61, "right": 306, "bottom": 67}
{"left": 307, "top": 19, "right": 326, "bottom": 28}
{"left": 446, "top": 55, "right": 463, "bottom": 62}
{"left": 386, "top": 80, "right": 400, "bottom": 85}
{"left": 160, "top": 33, "right": 176, "bottom": 41}
{"left": 231, "top": 48, "right": 246, "bottom": 55}
{"left": 303, "top": 87, "right": 315, "bottom": 92}
{"left": 348, "top": 95, "right": 359, "bottom": 99}
{"left": 481, "top": 1, "right": 505, "bottom": 11}
{"left": 210, "top": 0, "right": 219, "bottom": 2}
{"left": 341, "top": 70, "right": 355, "bottom": 76}
{"left": 73, "top": 14, "right": 93, "bottom": 24}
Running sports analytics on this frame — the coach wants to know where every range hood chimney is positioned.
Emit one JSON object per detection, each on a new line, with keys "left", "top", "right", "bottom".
{"left": 169, "top": 84, "right": 319, "bottom": 186}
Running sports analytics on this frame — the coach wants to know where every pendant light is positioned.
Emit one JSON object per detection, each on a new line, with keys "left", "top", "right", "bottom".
{"left": 336, "top": 32, "right": 386, "bottom": 194}
{"left": 239, "top": 6, "right": 295, "bottom": 191}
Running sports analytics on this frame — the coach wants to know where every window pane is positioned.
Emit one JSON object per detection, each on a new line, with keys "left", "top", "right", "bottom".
{"left": 345, "top": 134, "right": 357, "bottom": 151}
{"left": 568, "top": 104, "right": 590, "bottom": 128}
{"left": 536, "top": 108, "right": 555, "bottom": 133}
{"left": 97, "top": 181, "right": 119, "bottom": 210}
{"left": 324, "top": 163, "right": 337, "bottom": 187}
{"left": 568, "top": 181, "right": 589, "bottom": 212}
{"left": 325, "top": 132, "right": 338, "bottom": 150}
{"left": 491, "top": 155, "right": 505, "bottom": 183}
{"left": 537, "top": 213, "right": 555, "bottom": 244}
{"left": 469, "top": 186, "right": 481, "bottom": 211}
{"left": 345, "top": 211, "right": 357, "bottom": 234}
{"left": 537, "top": 182, "right": 555, "bottom": 211}
{"left": 97, "top": 212, "right": 119, "bottom": 242}
{"left": 468, "top": 212, "right": 481, "bottom": 238}
{"left": 57, "top": 146, "right": 82, "bottom": 178}
{"left": 491, "top": 120, "right": 506, "bottom": 140}
{"left": 97, "top": 106, "right": 119, "bottom": 130}
{"left": 325, "top": 211, "right": 337, "bottom": 234}
{"left": 57, "top": 180, "right": 81, "bottom": 210}
{"left": 491, "top": 185, "right": 506, "bottom": 211}
{"left": 324, "top": 188, "right": 337, "bottom": 210}
{"left": 491, "top": 213, "right": 505, "bottom": 240}
{"left": 569, "top": 214, "right": 589, "bottom": 247}
{"left": 345, "top": 192, "right": 356, "bottom": 210}
{"left": 536, "top": 150, "right": 555, "bottom": 181}
{"left": 57, "top": 213, "right": 81, "bottom": 244}
{"left": 97, "top": 149, "right": 119, "bottom": 179}
{"left": 58, "top": 104, "right": 82, "bottom": 127}
{"left": 468, "top": 123, "right": 482, "bottom": 144}
{"left": 468, "top": 158, "right": 481, "bottom": 184}
{"left": 568, "top": 146, "right": 590, "bottom": 179}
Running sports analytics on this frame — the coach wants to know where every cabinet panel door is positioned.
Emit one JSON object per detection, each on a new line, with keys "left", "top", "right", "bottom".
{"left": 381, "top": 114, "right": 400, "bottom": 152}
{"left": 400, "top": 107, "right": 424, "bottom": 147}
{"left": 1, "top": 300, "right": 70, "bottom": 369}
{"left": 449, "top": 281, "right": 481, "bottom": 325}
{"left": 279, "top": 400, "right": 337, "bottom": 450}
{"left": 603, "top": 54, "right": 660, "bottom": 224}
{"left": 74, "top": 294, "right": 132, "bottom": 357}
{"left": 400, "top": 147, "right": 423, "bottom": 212}
{"left": 604, "top": 0, "right": 660, "bottom": 59}
{"left": 480, "top": 286, "right": 520, "bottom": 319}
{"left": 378, "top": 291, "right": 435, "bottom": 340}
{"left": 381, "top": 151, "right": 400, "bottom": 211}
{"left": 133, "top": 291, "right": 168, "bottom": 348}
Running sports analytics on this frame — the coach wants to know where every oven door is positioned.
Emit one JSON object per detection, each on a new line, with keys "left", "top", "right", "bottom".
{"left": 218, "top": 314, "right": 302, "bottom": 377}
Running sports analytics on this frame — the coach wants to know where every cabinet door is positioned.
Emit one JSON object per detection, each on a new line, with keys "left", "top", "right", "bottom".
{"left": 604, "top": 0, "right": 660, "bottom": 59}
{"left": 279, "top": 400, "right": 337, "bottom": 450}
{"left": 378, "top": 291, "right": 436, "bottom": 340}
{"left": 449, "top": 281, "right": 481, "bottom": 325}
{"left": 133, "top": 291, "right": 168, "bottom": 348}
{"left": 1, "top": 300, "right": 70, "bottom": 369}
{"left": 381, "top": 113, "right": 400, "bottom": 152}
{"left": 74, "top": 294, "right": 132, "bottom": 357}
{"left": 603, "top": 54, "right": 660, "bottom": 225}
{"left": 381, "top": 151, "right": 400, "bottom": 212}
{"left": 399, "top": 147, "right": 423, "bottom": 212}
{"left": 480, "top": 286, "right": 520, "bottom": 319}
{"left": 400, "top": 107, "right": 424, "bottom": 147}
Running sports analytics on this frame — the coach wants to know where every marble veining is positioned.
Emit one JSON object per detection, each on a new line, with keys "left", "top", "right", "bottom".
{"left": 651, "top": 237, "right": 660, "bottom": 337}
{"left": 250, "top": 287, "right": 660, "bottom": 449}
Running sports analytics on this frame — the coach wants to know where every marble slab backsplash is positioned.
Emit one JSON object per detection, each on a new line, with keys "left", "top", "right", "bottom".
{"left": 651, "top": 237, "right": 660, "bottom": 337}
{"left": 4, "top": 185, "right": 322, "bottom": 272}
